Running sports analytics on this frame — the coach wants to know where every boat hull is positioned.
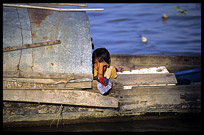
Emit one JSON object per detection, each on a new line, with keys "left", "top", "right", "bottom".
{"left": 3, "top": 54, "right": 201, "bottom": 127}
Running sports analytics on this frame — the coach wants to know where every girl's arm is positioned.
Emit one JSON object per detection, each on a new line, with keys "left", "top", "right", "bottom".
{"left": 97, "top": 61, "right": 109, "bottom": 77}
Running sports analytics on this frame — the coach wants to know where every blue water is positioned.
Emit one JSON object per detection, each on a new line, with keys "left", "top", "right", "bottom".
{"left": 86, "top": 3, "right": 201, "bottom": 55}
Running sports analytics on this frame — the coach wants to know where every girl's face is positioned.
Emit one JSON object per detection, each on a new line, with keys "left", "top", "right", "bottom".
{"left": 94, "top": 58, "right": 109, "bottom": 72}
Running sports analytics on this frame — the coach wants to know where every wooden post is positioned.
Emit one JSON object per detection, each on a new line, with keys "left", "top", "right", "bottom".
{"left": 3, "top": 4, "right": 104, "bottom": 11}
{"left": 23, "top": 3, "right": 88, "bottom": 7}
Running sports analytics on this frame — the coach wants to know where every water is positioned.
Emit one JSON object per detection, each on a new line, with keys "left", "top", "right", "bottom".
{"left": 86, "top": 3, "right": 201, "bottom": 55}
{"left": 3, "top": 114, "right": 201, "bottom": 132}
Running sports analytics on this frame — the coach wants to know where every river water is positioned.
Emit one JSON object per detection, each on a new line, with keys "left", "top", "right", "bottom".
{"left": 4, "top": 114, "right": 201, "bottom": 132}
{"left": 87, "top": 3, "right": 201, "bottom": 55}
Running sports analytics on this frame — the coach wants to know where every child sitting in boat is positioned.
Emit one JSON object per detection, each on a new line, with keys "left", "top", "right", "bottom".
{"left": 93, "top": 48, "right": 131, "bottom": 95}
{"left": 93, "top": 48, "right": 116, "bottom": 95}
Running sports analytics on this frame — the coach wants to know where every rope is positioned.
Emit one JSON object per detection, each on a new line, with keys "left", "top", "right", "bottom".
{"left": 50, "top": 104, "right": 63, "bottom": 128}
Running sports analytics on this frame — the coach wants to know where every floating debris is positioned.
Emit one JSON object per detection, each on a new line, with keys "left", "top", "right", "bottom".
{"left": 162, "top": 13, "right": 168, "bottom": 24}
{"left": 162, "top": 13, "right": 168, "bottom": 19}
{"left": 141, "top": 36, "right": 147, "bottom": 43}
{"left": 174, "top": 6, "right": 188, "bottom": 15}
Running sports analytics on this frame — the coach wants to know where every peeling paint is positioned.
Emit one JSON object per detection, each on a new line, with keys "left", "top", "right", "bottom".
{"left": 31, "top": 32, "right": 38, "bottom": 38}
{"left": 28, "top": 9, "right": 52, "bottom": 27}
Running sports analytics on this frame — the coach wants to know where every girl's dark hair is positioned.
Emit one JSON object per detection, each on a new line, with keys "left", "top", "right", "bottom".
{"left": 92, "top": 48, "right": 110, "bottom": 64}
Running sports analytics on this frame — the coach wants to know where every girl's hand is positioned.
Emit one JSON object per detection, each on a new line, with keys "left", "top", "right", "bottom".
{"left": 115, "top": 66, "right": 132, "bottom": 72}
{"left": 98, "top": 61, "right": 109, "bottom": 77}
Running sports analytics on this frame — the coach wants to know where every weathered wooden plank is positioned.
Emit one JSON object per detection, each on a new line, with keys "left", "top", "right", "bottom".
{"left": 111, "top": 54, "right": 201, "bottom": 73}
{"left": 3, "top": 71, "right": 93, "bottom": 79}
{"left": 3, "top": 80, "right": 92, "bottom": 89}
{"left": 3, "top": 77, "right": 92, "bottom": 89}
{"left": 3, "top": 78, "right": 68, "bottom": 84}
{"left": 3, "top": 90, "right": 118, "bottom": 108}
{"left": 23, "top": 3, "right": 89, "bottom": 7}
{"left": 3, "top": 101, "right": 120, "bottom": 126}
{"left": 3, "top": 40, "right": 61, "bottom": 52}
{"left": 116, "top": 84, "right": 201, "bottom": 114}
{"left": 117, "top": 73, "right": 177, "bottom": 86}
{"left": 115, "top": 85, "right": 201, "bottom": 96}
{"left": 3, "top": 4, "right": 104, "bottom": 11}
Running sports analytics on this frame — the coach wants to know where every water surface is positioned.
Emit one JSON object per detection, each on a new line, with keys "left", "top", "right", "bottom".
{"left": 87, "top": 3, "right": 201, "bottom": 55}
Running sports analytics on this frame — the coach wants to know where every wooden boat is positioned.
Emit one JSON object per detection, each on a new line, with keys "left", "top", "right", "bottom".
{"left": 3, "top": 4, "right": 201, "bottom": 128}
{"left": 3, "top": 54, "right": 201, "bottom": 127}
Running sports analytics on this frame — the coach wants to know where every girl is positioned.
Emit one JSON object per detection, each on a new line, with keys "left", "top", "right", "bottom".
{"left": 92, "top": 48, "right": 117, "bottom": 95}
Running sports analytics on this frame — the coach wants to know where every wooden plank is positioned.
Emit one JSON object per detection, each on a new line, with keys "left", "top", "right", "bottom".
{"left": 116, "top": 85, "right": 201, "bottom": 96}
{"left": 3, "top": 102, "right": 119, "bottom": 125}
{"left": 116, "top": 84, "right": 201, "bottom": 113}
{"left": 3, "top": 71, "right": 93, "bottom": 79}
{"left": 3, "top": 40, "right": 61, "bottom": 52}
{"left": 3, "top": 4, "right": 104, "bottom": 11}
{"left": 23, "top": 3, "right": 88, "bottom": 7}
{"left": 3, "top": 90, "right": 118, "bottom": 108}
{"left": 3, "top": 80, "right": 92, "bottom": 90}
{"left": 3, "top": 78, "right": 68, "bottom": 84}
{"left": 110, "top": 54, "right": 201, "bottom": 73}
{"left": 117, "top": 73, "right": 177, "bottom": 86}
